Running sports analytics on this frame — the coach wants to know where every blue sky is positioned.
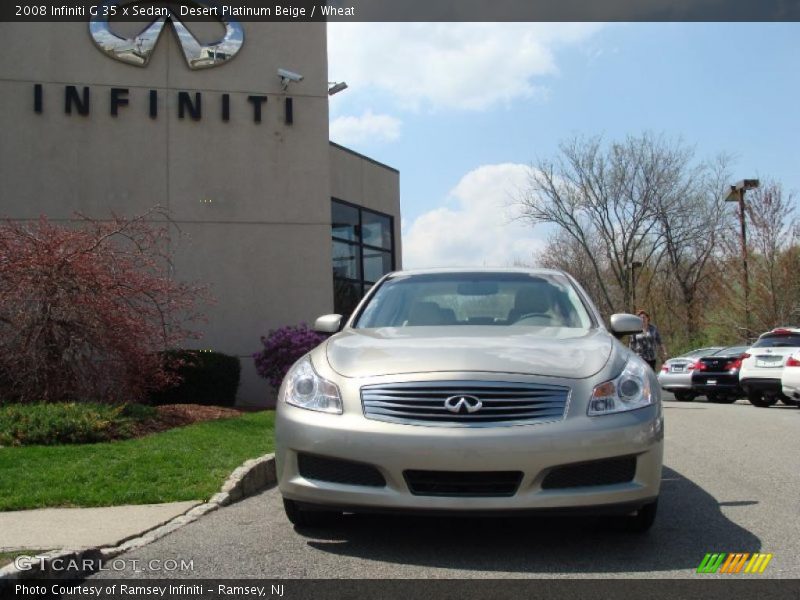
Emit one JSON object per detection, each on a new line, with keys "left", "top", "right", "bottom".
{"left": 326, "top": 23, "right": 800, "bottom": 268}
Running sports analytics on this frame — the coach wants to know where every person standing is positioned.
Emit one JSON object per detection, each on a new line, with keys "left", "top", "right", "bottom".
{"left": 629, "top": 309, "right": 667, "bottom": 370}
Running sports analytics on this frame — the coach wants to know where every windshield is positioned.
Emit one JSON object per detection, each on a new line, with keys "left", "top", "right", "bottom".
{"left": 752, "top": 333, "right": 800, "bottom": 348}
{"left": 354, "top": 272, "right": 594, "bottom": 329}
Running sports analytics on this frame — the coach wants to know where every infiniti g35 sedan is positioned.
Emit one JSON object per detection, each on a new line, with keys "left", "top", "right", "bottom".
{"left": 276, "top": 269, "right": 664, "bottom": 532}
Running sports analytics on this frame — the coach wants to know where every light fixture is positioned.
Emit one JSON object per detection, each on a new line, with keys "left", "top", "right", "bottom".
{"left": 725, "top": 179, "right": 760, "bottom": 203}
{"left": 327, "top": 81, "right": 348, "bottom": 96}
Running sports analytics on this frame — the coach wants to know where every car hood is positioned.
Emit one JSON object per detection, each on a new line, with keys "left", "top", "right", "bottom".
{"left": 324, "top": 326, "right": 613, "bottom": 380}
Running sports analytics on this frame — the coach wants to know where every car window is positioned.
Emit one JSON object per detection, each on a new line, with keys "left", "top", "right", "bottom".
{"left": 355, "top": 272, "right": 594, "bottom": 329}
{"left": 682, "top": 347, "right": 721, "bottom": 358}
{"left": 752, "top": 333, "right": 800, "bottom": 348}
{"left": 713, "top": 346, "right": 748, "bottom": 357}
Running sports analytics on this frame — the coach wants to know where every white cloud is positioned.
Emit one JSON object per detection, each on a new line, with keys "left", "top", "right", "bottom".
{"left": 402, "top": 164, "right": 549, "bottom": 269}
{"left": 329, "top": 110, "right": 402, "bottom": 145}
{"left": 328, "top": 23, "right": 605, "bottom": 111}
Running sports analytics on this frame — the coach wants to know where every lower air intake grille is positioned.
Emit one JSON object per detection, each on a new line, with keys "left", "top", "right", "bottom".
{"left": 297, "top": 453, "right": 386, "bottom": 487}
{"left": 404, "top": 470, "right": 523, "bottom": 497}
{"left": 541, "top": 456, "right": 637, "bottom": 489}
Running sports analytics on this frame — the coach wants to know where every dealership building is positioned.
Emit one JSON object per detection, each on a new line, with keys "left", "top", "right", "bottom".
{"left": 0, "top": 18, "right": 401, "bottom": 405}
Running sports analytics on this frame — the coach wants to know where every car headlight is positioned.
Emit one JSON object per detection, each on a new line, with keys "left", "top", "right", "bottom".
{"left": 588, "top": 358, "right": 653, "bottom": 416}
{"left": 282, "top": 356, "right": 342, "bottom": 414}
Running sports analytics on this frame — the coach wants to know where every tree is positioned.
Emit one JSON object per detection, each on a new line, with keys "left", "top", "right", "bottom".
{"left": 0, "top": 209, "right": 210, "bottom": 404}
{"left": 744, "top": 182, "right": 799, "bottom": 331}
{"left": 517, "top": 133, "right": 694, "bottom": 315}
{"left": 651, "top": 155, "right": 732, "bottom": 338}
{"left": 533, "top": 228, "right": 619, "bottom": 317}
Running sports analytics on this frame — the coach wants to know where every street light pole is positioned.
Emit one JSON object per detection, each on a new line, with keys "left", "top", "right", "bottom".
{"left": 725, "top": 179, "right": 759, "bottom": 342}
{"left": 626, "top": 261, "right": 643, "bottom": 313}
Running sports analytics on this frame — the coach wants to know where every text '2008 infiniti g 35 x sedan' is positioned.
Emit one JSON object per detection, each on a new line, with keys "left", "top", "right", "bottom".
{"left": 276, "top": 268, "right": 664, "bottom": 532}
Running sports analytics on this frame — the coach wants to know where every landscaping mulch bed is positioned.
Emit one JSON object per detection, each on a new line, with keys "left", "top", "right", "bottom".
{"left": 128, "top": 404, "right": 245, "bottom": 438}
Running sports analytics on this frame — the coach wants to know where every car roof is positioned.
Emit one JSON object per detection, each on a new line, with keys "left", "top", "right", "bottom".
{"left": 387, "top": 267, "right": 567, "bottom": 277}
{"left": 758, "top": 327, "right": 800, "bottom": 337}
{"left": 675, "top": 346, "right": 722, "bottom": 358}
{"left": 713, "top": 346, "right": 749, "bottom": 355}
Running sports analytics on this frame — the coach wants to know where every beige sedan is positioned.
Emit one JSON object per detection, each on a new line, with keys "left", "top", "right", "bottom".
{"left": 276, "top": 269, "right": 664, "bottom": 532}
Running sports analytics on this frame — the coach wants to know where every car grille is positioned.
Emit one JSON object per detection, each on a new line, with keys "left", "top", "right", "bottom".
{"left": 361, "top": 381, "right": 570, "bottom": 427}
{"left": 404, "top": 470, "right": 523, "bottom": 497}
{"left": 297, "top": 453, "right": 386, "bottom": 487}
{"left": 541, "top": 455, "right": 637, "bottom": 489}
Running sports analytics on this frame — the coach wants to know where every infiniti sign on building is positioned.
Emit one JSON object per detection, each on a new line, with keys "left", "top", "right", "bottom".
{"left": 0, "top": 14, "right": 401, "bottom": 405}
{"left": 89, "top": 0, "right": 244, "bottom": 69}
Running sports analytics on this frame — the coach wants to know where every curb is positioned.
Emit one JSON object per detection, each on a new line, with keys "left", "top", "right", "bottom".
{"left": 0, "top": 453, "right": 276, "bottom": 582}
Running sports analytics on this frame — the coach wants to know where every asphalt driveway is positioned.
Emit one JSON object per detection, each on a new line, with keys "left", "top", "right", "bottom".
{"left": 91, "top": 397, "right": 800, "bottom": 579}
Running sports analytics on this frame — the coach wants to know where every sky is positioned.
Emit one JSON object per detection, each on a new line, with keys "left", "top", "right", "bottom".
{"left": 325, "top": 22, "right": 800, "bottom": 269}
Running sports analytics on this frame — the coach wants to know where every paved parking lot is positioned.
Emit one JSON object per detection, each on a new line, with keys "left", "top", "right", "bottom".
{"left": 93, "top": 397, "right": 800, "bottom": 579}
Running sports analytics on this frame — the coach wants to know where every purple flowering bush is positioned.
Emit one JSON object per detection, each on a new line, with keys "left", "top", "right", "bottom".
{"left": 253, "top": 323, "right": 328, "bottom": 388}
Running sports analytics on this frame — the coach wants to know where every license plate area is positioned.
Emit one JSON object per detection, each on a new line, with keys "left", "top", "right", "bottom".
{"left": 756, "top": 357, "right": 781, "bottom": 368}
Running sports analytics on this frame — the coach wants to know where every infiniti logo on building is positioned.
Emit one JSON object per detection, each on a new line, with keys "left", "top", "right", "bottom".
{"left": 444, "top": 395, "right": 483, "bottom": 414}
{"left": 89, "top": 0, "right": 244, "bottom": 70}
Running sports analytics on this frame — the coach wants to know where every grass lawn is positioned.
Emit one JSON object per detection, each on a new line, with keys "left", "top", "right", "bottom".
{"left": 0, "top": 411, "right": 275, "bottom": 511}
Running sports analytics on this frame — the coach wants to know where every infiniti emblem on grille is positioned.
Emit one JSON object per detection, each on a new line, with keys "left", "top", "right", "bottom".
{"left": 444, "top": 395, "right": 482, "bottom": 414}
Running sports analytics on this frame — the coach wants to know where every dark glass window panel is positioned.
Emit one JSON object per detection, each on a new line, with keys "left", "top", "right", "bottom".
{"left": 362, "top": 211, "right": 392, "bottom": 249}
{"left": 363, "top": 248, "right": 392, "bottom": 283}
{"left": 333, "top": 278, "right": 363, "bottom": 317}
{"left": 331, "top": 200, "right": 394, "bottom": 318}
{"left": 332, "top": 240, "right": 361, "bottom": 280}
{"left": 332, "top": 201, "right": 359, "bottom": 242}
{"left": 753, "top": 333, "right": 800, "bottom": 348}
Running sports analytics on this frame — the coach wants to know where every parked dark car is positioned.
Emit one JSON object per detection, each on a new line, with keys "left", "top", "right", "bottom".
{"left": 688, "top": 346, "right": 750, "bottom": 403}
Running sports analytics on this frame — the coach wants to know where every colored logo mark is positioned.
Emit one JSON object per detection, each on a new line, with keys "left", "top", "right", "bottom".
{"left": 696, "top": 553, "right": 773, "bottom": 574}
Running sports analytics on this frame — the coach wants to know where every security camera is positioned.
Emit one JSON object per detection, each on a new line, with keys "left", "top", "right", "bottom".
{"left": 278, "top": 68, "right": 303, "bottom": 89}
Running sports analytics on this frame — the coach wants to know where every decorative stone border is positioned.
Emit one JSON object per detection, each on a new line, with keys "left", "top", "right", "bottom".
{"left": 0, "top": 453, "right": 276, "bottom": 582}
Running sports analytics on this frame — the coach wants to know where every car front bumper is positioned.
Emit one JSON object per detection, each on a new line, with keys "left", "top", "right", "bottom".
{"left": 276, "top": 402, "right": 664, "bottom": 513}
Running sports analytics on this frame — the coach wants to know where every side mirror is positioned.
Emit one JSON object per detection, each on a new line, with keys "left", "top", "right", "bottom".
{"left": 313, "top": 314, "right": 343, "bottom": 334}
{"left": 609, "top": 313, "right": 643, "bottom": 338}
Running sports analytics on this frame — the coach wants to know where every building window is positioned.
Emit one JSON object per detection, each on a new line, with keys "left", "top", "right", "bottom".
{"left": 331, "top": 199, "right": 395, "bottom": 316}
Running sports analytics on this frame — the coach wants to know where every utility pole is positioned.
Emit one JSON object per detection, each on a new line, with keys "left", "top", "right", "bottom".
{"left": 626, "top": 261, "right": 643, "bottom": 313}
{"left": 725, "top": 179, "right": 759, "bottom": 342}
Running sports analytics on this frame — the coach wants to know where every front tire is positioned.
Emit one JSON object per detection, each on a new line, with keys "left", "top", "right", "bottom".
{"left": 283, "top": 498, "right": 341, "bottom": 528}
{"left": 620, "top": 500, "right": 658, "bottom": 533}
{"left": 747, "top": 391, "right": 778, "bottom": 407}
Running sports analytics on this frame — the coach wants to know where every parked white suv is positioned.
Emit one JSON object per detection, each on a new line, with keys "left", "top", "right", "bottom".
{"left": 781, "top": 350, "right": 800, "bottom": 404}
{"left": 739, "top": 328, "right": 800, "bottom": 407}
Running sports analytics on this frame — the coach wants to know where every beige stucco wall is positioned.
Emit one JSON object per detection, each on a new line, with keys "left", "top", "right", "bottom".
{"left": 0, "top": 20, "right": 336, "bottom": 406}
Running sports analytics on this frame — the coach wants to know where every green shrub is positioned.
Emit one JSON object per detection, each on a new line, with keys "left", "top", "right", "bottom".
{"left": 149, "top": 350, "right": 240, "bottom": 407}
{"left": 0, "top": 402, "right": 157, "bottom": 446}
